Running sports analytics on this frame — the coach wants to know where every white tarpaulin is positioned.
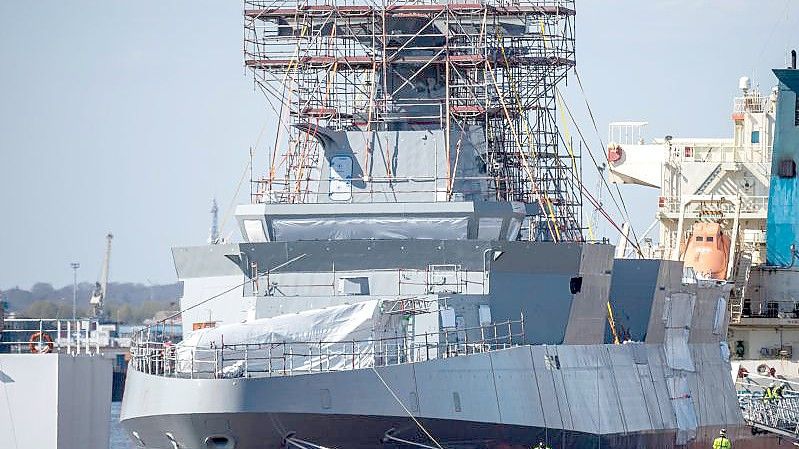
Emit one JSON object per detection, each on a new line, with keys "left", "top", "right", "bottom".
{"left": 176, "top": 300, "right": 387, "bottom": 376}
{"left": 663, "top": 293, "right": 696, "bottom": 372}
{"left": 666, "top": 375, "right": 698, "bottom": 445}
{"left": 272, "top": 217, "right": 469, "bottom": 241}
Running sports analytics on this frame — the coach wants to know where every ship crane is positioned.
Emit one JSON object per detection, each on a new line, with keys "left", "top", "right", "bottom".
{"left": 89, "top": 232, "right": 113, "bottom": 319}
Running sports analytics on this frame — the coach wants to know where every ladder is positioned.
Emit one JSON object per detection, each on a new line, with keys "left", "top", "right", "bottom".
{"left": 694, "top": 164, "right": 723, "bottom": 194}
{"left": 729, "top": 252, "right": 753, "bottom": 324}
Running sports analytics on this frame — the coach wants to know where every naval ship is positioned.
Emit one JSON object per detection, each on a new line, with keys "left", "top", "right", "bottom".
{"left": 120, "top": 1, "right": 753, "bottom": 448}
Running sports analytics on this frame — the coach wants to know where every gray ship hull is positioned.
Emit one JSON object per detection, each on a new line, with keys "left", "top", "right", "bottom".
{"left": 121, "top": 343, "right": 755, "bottom": 449}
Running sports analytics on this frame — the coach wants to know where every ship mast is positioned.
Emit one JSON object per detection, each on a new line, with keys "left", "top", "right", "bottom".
{"left": 244, "top": 0, "right": 583, "bottom": 241}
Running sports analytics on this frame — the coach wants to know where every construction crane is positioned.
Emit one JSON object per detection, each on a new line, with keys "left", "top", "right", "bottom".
{"left": 90, "top": 233, "right": 113, "bottom": 319}
{"left": 208, "top": 198, "right": 220, "bottom": 244}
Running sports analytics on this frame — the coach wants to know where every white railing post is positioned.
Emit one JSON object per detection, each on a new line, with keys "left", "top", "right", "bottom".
{"left": 245, "top": 346, "right": 249, "bottom": 378}
{"left": 66, "top": 320, "right": 72, "bottom": 354}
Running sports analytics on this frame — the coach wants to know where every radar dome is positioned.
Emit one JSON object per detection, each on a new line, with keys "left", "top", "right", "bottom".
{"left": 738, "top": 76, "right": 751, "bottom": 91}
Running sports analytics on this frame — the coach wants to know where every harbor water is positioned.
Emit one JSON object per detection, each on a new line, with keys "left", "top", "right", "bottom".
{"left": 110, "top": 402, "right": 134, "bottom": 449}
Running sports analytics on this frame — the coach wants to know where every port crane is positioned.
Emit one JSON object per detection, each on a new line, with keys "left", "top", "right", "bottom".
{"left": 89, "top": 233, "right": 113, "bottom": 319}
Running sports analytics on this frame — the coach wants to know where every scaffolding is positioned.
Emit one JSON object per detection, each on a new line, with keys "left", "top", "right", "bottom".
{"left": 244, "top": 0, "right": 582, "bottom": 240}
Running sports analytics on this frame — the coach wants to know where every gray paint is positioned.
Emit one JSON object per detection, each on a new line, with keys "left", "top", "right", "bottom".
{"left": 606, "top": 259, "right": 662, "bottom": 343}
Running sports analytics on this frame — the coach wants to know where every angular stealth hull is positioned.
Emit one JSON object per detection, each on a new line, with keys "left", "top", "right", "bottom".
{"left": 121, "top": 341, "right": 762, "bottom": 449}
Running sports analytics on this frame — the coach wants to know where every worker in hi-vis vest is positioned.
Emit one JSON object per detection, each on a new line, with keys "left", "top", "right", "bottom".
{"left": 713, "top": 429, "right": 731, "bottom": 449}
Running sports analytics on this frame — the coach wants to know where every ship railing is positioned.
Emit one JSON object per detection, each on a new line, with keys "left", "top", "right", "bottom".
{"left": 250, "top": 175, "right": 499, "bottom": 204}
{"left": 733, "top": 94, "right": 768, "bottom": 114}
{"left": 0, "top": 318, "right": 102, "bottom": 355}
{"left": 739, "top": 394, "right": 799, "bottom": 438}
{"left": 658, "top": 196, "right": 769, "bottom": 215}
{"left": 129, "top": 317, "right": 525, "bottom": 379}
{"left": 670, "top": 143, "right": 772, "bottom": 164}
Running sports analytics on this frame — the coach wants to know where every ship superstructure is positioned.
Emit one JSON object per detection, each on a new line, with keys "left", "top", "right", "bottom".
{"left": 606, "top": 63, "right": 799, "bottom": 374}
{"left": 119, "top": 2, "right": 752, "bottom": 449}
{"left": 607, "top": 78, "right": 774, "bottom": 277}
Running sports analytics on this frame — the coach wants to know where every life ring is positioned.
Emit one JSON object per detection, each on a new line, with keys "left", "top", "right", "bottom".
{"left": 29, "top": 331, "right": 54, "bottom": 354}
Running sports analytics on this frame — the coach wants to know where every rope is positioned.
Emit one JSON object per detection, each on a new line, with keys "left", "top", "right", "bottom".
{"left": 556, "top": 87, "right": 644, "bottom": 256}
{"left": 490, "top": 29, "right": 560, "bottom": 241}
{"left": 219, "top": 159, "right": 252, "bottom": 237}
{"left": 0, "top": 359, "right": 19, "bottom": 449}
{"left": 370, "top": 366, "right": 445, "bottom": 449}
{"left": 572, "top": 70, "right": 642, "bottom": 247}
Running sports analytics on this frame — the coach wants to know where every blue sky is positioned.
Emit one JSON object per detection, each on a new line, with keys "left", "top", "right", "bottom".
{"left": 1, "top": 1, "right": 796, "bottom": 289}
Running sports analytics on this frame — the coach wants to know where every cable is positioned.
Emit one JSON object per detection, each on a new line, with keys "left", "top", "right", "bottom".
{"left": 137, "top": 280, "right": 248, "bottom": 337}
{"left": 0, "top": 359, "right": 19, "bottom": 449}
{"left": 137, "top": 253, "right": 308, "bottom": 336}
{"left": 219, "top": 159, "right": 253, "bottom": 237}
{"left": 370, "top": 366, "right": 445, "bottom": 449}
{"left": 573, "top": 69, "right": 643, "bottom": 246}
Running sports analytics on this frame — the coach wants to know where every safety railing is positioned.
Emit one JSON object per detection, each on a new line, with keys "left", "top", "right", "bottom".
{"left": 737, "top": 375, "right": 799, "bottom": 440}
{"left": 739, "top": 394, "right": 799, "bottom": 438}
{"left": 733, "top": 94, "right": 769, "bottom": 114}
{"left": 0, "top": 318, "right": 101, "bottom": 355}
{"left": 657, "top": 196, "right": 769, "bottom": 215}
{"left": 129, "top": 316, "right": 525, "bottom": 379}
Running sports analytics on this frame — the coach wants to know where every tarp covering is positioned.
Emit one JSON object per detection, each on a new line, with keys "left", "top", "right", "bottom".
{"left": 662, "top": 293, "right": 696, "bottom": 372}
{"left": 272, "top": 217, "right": 468, "bottom": 241}
{"left": 667, "top": 375, "right": 698, "bottom": 445}
{"left": 175, "top": 300, "right": 389, "bottom": 376}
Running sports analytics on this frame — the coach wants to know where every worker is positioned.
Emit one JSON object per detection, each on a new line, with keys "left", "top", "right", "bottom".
{"left": 712, "top": 429, "right": 731, "bottom": 449}
{"left": 773, "top": 382, "right": 787, "bottom": 400}
{"left": 763, "top": 383, "right": 777, "bottom": 402}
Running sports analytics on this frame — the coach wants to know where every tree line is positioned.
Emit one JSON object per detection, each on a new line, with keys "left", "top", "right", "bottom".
{"left": 1, "top": 281, "right": 182, "bottom": 324}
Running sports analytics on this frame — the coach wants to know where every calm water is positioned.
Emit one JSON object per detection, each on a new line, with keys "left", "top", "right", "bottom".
{"left": 110, "top": 402, "right": 135, "bottom": 449}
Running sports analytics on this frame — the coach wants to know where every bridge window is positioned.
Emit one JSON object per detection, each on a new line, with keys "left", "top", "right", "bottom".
{"left": 696, "top": 236, "right": 704, "bottom": 242}
{"left": 778, "top": 159, "right": 796, "bottom": 178}
{"left": 751, "top": 130, "right": 760, "bottom": 144}
{"left": 706, "top": 236, "right": 714, "bottom": 242}
{"left": 795, "top": 94, "right": 799, "bottom": 126}
{"left": 337, "top": 277, "right": 369, "bottom": 295}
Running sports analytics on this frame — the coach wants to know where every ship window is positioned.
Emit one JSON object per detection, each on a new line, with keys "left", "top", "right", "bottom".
{"left": 795, "top": 94, "right": 799, "bottom": 126}
{"left": 706, "top": 236, "right": 714, "bottom": 242}
{"left": 337, "top": 277, "right": 369, "bottom": 295}
{"left": 684, "top": 147, "right": 693, "bottom": 158}
{"left": 751, "top": 130, "right": 760, "bottom": 144}
{"left": 243, "top": 219, "right": 268, "bottom": 242}
{"left": 778, "top": 159, "right": 796, "bottom": 178}
{"left": 696, "top": 236, "right": 704, "bottom": 242}
{"left": 329, "top": 155, "right": 353, "bottom": 201}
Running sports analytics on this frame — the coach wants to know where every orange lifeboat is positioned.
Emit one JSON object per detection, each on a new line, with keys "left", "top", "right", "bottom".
{"left": 682, "top": 222, "right": 731, "bottom": 280}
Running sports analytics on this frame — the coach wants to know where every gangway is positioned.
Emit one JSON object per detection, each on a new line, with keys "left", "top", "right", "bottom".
{"left": 739, "top": 395, "right": 799, "bottom": 441}
{"left": 737, "top": 374, "right": 799, "bottom": 442}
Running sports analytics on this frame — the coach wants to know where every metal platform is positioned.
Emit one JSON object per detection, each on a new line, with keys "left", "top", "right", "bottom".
{"left": 740, "top": 395, "right": 799, "bottom": 442}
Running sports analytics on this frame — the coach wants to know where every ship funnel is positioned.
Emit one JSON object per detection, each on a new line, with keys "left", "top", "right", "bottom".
{"left": 792, "top": 50, "right": 797, "bottom": 70}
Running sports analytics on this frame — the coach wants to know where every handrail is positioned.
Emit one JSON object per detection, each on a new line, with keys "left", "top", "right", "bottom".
{"left": 0, "top": 318, "right": 101, "bottom": 355}
{"left": 129, "top": 316, "right": 525, "bottom": 379}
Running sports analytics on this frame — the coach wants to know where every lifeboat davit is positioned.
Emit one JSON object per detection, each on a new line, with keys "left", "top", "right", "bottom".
{"left": 682, "top": 222, "right": 731, "bottom": 280}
